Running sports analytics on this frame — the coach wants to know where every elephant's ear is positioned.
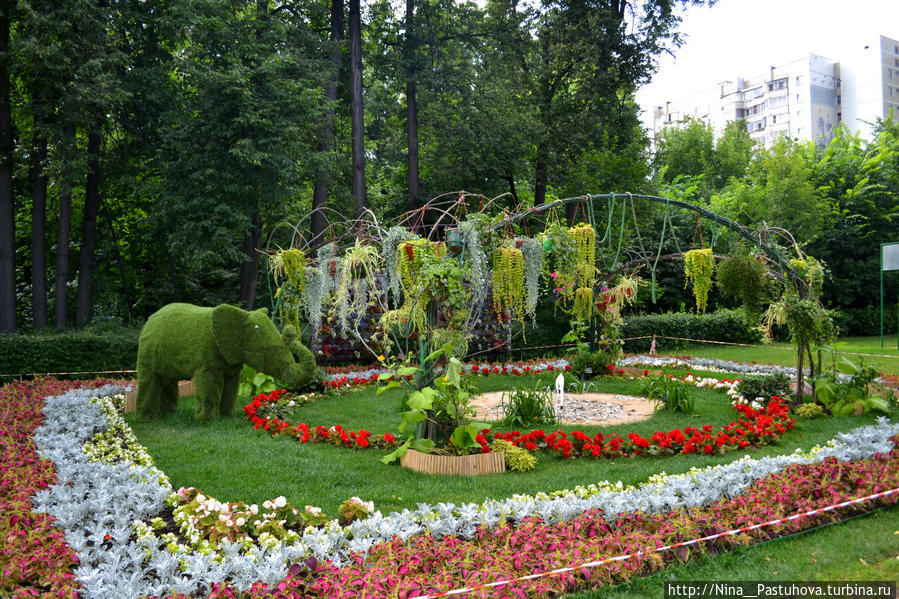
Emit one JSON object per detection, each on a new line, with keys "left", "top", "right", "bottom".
{"left": 211, "top": 304, "right": 246, "bottom": 365}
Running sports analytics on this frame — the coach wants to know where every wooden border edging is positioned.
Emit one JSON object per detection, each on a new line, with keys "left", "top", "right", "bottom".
{"left": 400, "top": 448, "right": 505, "bottom": 476}
{"left": 123, "top": 380, "right": 195, "bottom": 413}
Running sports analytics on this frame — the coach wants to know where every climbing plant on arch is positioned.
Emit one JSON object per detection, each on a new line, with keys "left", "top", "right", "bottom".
{"left": 264, "top": 191, "right": 828, "bottom": 398}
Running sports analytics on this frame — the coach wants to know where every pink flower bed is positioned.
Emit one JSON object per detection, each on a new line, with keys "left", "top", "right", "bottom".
{"left": 192, "top": 436, "right": 899, "bottom": 599}
{"left": 0, "top": 377, "right": 123, "bottom": 599}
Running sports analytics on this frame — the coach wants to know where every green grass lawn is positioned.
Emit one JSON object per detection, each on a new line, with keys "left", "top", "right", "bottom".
{"left": 125, "top": 373, "right": 885, "bottom": 515}
{"left": 652, "top": 335, "right": 899, "bottom": 376}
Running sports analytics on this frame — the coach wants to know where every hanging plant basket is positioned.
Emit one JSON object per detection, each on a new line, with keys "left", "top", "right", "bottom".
{"left": 446, "top": 228, "right": 464, "bottom": 255}
{"left": 400, "top": 449, "right": 505, "bottom": 476}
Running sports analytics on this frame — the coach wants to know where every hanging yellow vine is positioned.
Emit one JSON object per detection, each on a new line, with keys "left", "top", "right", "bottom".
{"left": 569, "top": 223, "right": 596, "bottom": 288}
{"left": 683, "top": 248, "right": 715, "bottom": 313}
{"left": 492, "top": 246, "right": 526, "bottom": 321}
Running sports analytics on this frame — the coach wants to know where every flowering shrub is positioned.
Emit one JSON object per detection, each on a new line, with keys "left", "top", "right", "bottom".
{"left": 491, "top": 398, "right": 795, "bottom": 459}
{"left": 136, "top": 487, "right": 340, "bottom": 550}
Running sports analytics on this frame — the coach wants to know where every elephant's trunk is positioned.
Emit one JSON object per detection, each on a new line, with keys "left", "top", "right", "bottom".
{"left": 286, "top": 338, "right": 316, "bottom": 388}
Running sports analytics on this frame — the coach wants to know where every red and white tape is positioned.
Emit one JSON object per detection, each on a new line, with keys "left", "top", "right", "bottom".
{"left": 420, "top": 487, "right": 899, "bottom": 598}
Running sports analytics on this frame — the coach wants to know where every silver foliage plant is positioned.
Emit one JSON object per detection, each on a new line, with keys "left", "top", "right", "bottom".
{"left": 303, "top": 266, "right": 325, "bottom": 341}
{"left": 515, "top": 237, "right": 543, "bottom": 322}
{"left": 31, "top": 387, "right": 899, "bottom": 597}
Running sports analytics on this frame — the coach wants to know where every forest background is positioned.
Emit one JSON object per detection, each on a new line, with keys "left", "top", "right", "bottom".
{"left": 0, "top": 0, "right": 897, "bottom": 345}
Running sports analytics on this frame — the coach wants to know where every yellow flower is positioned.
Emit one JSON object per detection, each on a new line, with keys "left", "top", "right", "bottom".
{"left": 442, "top": 376, "right": 448, "bottom": 382}
{"left": 377, "top": 355, "right": 386, "bottom": 362}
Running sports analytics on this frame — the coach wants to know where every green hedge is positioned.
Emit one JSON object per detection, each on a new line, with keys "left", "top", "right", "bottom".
{"left": 830, "top": 305, "right": 899, "bottom": 337}
{"left": 620, "top": 308, "right": 763, "bottom": 353}
{"left": 0, "top": 328, "right": 140, "bottom": 378}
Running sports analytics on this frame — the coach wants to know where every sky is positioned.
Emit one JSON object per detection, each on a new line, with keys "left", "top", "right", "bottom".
{"left": 635, "top": 0, "right": 899, "bottom": 132}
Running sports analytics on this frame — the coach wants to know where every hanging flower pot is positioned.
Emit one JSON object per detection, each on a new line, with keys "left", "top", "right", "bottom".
{"left": 328, "top": 260, "right": 337, "bottom": 277}
{"left": 446, "top": 228, "right": 464, "bottom": 255}
{"left": 515, "top": 239, "right": 525, "bottom": 248}
{"left": 404, "top": 243, "right": 415, "bottom": 262}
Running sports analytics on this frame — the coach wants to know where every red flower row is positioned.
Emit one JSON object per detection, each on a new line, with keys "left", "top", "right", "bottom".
{"left": 320, "top": 359, "right": 577, "bottom": 392}
{"left": 490, "top": 398, "right": 795, "bottom": 459}
{"left": 244, "top": 391, "right": 795, "bottom": 462}
{"left": 243, "top": 391, "right": 398, "bottom": 449}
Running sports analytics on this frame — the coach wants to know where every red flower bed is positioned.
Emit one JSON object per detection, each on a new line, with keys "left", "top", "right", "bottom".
{"left": 490, "top": 398, "right": 795, "bottom": 459}
{"left": 244, "top": 391, "right": 795, "bottom": 461}
{"left": 243, "top": 390, "right": 398, "bottom": 450}
{"left": 0, "top": 377, "right": 125, "bottom": 599}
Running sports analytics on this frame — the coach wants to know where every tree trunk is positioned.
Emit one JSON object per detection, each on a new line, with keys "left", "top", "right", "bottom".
{"left": 348, "top": 0, "right": 367, "bottom": 214}
{"left": 311, "top": 0, "right": 344, "bottom": 244}
{"left": 404, "top": 0, "right": 419, "bottom": 208}
{"left": 54, "top": 124, "right": 75, "bottom": 331}
{"left": 795, "top": 346, "right": 804, "bottom": 403}
{"left": 102, "top": 205, "right": 132, "bottom": 321}
{"left": 30, "top": 120, "right": 48, "bottom": 330}
{"left": 75, "top": 125, "right": 102, "bottom": 327}
{"left": 533, "top": 150, "right": 547, "bottom": 207}
{"left": 501, "top": 173, "right": 519, "bottom": 205}
{"left": 239, "top": 206, "right": 263, "bottom": 310}
{"left": 0, "top": 3, "right": 16, "bottom": 333}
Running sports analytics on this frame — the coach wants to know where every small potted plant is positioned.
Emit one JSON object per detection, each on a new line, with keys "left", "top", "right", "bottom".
{"left": 379, "top": 345, "right": 505, "bottom": 475}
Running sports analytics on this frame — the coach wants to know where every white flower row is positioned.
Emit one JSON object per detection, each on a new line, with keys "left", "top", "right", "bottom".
{"left": 31, "top": 386, "right": 898, "bottom": 598}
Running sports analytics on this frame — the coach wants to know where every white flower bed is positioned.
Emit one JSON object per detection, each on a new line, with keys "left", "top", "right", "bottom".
{"left": 620, "top": 354, "right": 854, "bottom": 382}
{"left": 31, "top": 386, "right": 898, "bottom": 598}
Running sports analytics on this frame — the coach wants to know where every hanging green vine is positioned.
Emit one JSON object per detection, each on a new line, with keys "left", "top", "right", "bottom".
{"left": 683, "top": 248, "right": 715, "bottom": 313}
{"left": 716, "top": 245, "right": 768, "bottom": 308}
{"left": 492, "top": 245, "right": 526, "bottom": 322}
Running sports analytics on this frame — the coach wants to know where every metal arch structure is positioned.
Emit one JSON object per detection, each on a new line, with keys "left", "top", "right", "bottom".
{"left": 490, "top": 192, "right": 807, "bottom": 296}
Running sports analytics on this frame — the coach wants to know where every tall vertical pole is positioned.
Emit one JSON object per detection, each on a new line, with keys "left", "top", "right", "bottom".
{"left": 882, "top": 242, "right": 885, "bottom": 350}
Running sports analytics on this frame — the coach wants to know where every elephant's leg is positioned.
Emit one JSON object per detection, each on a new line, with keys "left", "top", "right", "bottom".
{"left": 219, "top": 369, "right": 241, "bottom": 417}
{"left": 160, "top": 379, "right": 180, "bottom": 413}
{"left": 193, "top": 370, "right": 223, "bottom": 421}
{"left": 136, "top": 371, "right": 164, "bottom": 421}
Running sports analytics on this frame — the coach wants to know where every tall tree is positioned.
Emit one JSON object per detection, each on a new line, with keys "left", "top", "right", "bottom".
{"left": 349, "top": 0, "right": 367, "bottom": 213}
{"left": 311, "top": 0, "right": 344, "bottom": 244}
{"left": 525, "top": 0, "right": 705, "bottom": 206}
{"left": 54, "top": 124, "right": 75, "bottom": 330}
{"left": 29, "top": 106, "right": 48, "bottom": 329}
{"left": 0, "top": 0, "right": 15, "bottom": 333}
{"left": 157, "top": 0, "right": 325, "bottom": 307}
{"left": 75, "top": 125, "right": 102, "bottom": 326}
{"left": 403, "top": 0, "right": 419, "bottom": 207}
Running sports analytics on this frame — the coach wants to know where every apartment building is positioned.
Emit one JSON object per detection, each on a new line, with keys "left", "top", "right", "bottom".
{"left": 652, "top": 35, "right": 899, "bottom": 147}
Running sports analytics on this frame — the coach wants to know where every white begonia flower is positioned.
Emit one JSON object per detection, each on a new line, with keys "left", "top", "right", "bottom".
{"left": 274, "top": 496, "right": 287, "bottom": 508}
{"left": 250, "top": 504, "right": 259, "bottom": 514}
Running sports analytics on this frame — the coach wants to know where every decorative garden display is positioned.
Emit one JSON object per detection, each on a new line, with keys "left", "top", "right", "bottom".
{"left": 135, "top": 303, "right": 316, "bottom": 421}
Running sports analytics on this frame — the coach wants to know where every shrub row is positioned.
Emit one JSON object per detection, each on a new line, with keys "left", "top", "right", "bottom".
{"left": 620, "top": 308, "right": 763, "bottom": 353}
{"left": 0, "top": 328, "right": 139, "bottom": 378}
{"left": 831, "top": 305, "right": 899, "bottom": 337}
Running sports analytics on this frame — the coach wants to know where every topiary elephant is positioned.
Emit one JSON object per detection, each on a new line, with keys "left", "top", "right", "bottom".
{"left": 136, "top": 303, "right": 316, "bottom": 421}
